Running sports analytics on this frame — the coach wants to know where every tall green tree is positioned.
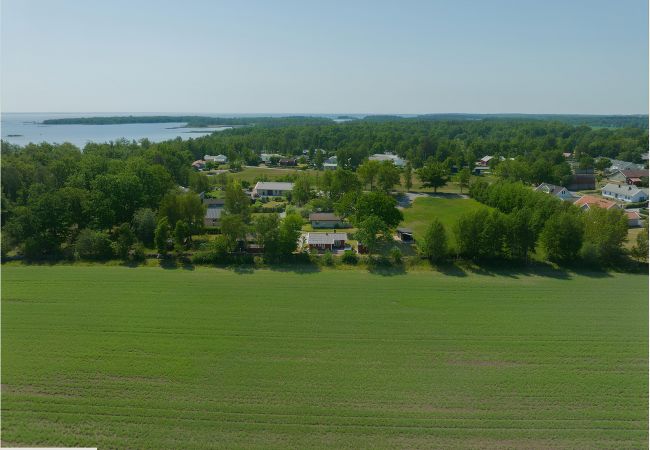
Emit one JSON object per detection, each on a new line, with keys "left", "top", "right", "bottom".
{"left": 376, "top": 161, "right": 401, "bottom": 193}
{"left": 224, "top": 180, "right": 251, "bottom": 222}
{"left": 417, "top": 161, "right": 449, "bottom": 193}
{"left": 403, "top": 161, "right": 413, "bottom": 191}
{"left": 254, "top": 214, "right": 281, "bottom": 260}
{"left": 154, "top": 217, "right": 171, "bottom": 255}
{"left": 581, "top": 207, "right": 628, "bottom": 263}
{"left": 291, "top": 176, "right": 311, "bottom": 206}
{"left": 418, "top": 218, "right": 447, "bottom": 263}
{"left": 174, "top": 220, "right": 191, "bottom": 249}
{"left": 159, "top": 192, "right": 205, "bottom": 232}
{"left": 631, "top": 219, "right": 648, "bottom": 262}
{"left": 132, "top": 208, "right": 157, "bottom": 246}
{"left": 357, "top": 160, "right": 381, "bottom": 190}
{"left": 220, "top": 213, "right": 247, "bottom": 250}
{"left": 351, "top": 192, "right": 403, "bottom": 229}
{"left": 355, "top": 215, "right": 389, "bottom": 255}
{"left": 540, "top": 211, "right": 583, "bottom": 263}
{"left": 458, "top": 168, "right": 471, "bottom": 194}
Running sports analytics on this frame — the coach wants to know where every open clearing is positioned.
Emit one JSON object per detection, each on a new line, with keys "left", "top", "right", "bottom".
{"left": 2, "top": 265, "right": 648, "bottom": 449}
{"left": 401, "top": 197, "right": 490, "bottom": 246}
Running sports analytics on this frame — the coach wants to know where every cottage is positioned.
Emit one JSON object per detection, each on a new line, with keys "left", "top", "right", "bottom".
{"left": 309, "top": 212, "right": 344, "bottom": 229}
{"left": 204, "top": 154, "right": 228, "bottom": 164}
{"left": 473, "top": 166, "right": 491, "bottom": 176}
{"left": 192, "top": 159, "right": 206, "bottom": 170}
{"left": 534, "top": 183, "right": 575, "bottom": 201}
{"left": 626, "top": 211, "right": 642, "bottom": 228}
{"left": 323, "top": 155, "right": 338, "bottom": 170}
{"left": 396, "top": 227, "right": 414, "bottom": 242}
{"left": 252, "top": 181, "right": 294, "bottom": 198}
{"left": 573, "top": 195, "right": 619, "bottom": 211}
{"left": 476, "top": 155, "right": 494, "bottom": 167}
{"left": 608, "top": 169, "right": 649, "bottom": 186}
{"left": 306, "top": 232, "right": 347, "bottom": 251}
{"left": 279, "top": 158, "right": 297, "bottom": 167}
{"left": 601, "top": 183, "right": 649, "bottom": 203}
{"left": 260, "top": 153, "right": 283, "bottom": 163}
{"left": 203, "top": 199, "right": 225, "bottom": 227}
{"left": 368, "top": 153, "right": 407, "bottom": 167}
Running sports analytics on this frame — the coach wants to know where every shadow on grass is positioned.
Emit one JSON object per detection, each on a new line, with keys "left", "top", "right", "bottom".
{"left": 434, "top": 261, "right": 468, "bottom": 277}
{"left": 232, "top": 265, "right": 255, "bottom": 275}
{"left": 157, "top": 256, "right": 195, "bottom": 271}
{"left": 463, "top": 260, "right": 573, "bottom": 280}
{"left": 366, "top": 258, "right": 407, "bottom": 276}
{"left": 268, "top": 263, "right": 321, "bottom": 274}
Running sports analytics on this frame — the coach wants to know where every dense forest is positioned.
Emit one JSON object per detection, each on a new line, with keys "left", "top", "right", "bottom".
{"left": 173, "top": 117, "right": 648, "bottom": 169}
{"left": 44, "top": 114, "right": 649, "bottom": 129}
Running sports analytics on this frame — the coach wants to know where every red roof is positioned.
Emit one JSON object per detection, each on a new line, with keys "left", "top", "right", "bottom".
{"left": 621, "top": 169, "right": 649, "bottom": 178}
{"left": 626, "top": 211, "right": 641, "bottom": 219}
{"left": 573, "top": 195, "right": 618, "bottom": 210}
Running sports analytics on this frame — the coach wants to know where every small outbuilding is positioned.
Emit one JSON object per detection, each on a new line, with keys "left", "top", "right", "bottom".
{"left": 203, "top": 198, "right": 225, "bottom": 227}
{"left": 396, "top": 227, "right": 414, "bottom": 242}
{"left": 309, "top": 212, "right": 344, "bottom": 229}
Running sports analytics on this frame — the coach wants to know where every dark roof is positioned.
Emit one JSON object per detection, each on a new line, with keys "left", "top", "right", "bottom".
{"left": 621, "top": 169, "right": 649, "bottom": 178}
{"left": 203, "top": 198, "right": 225, "bottom": 206}
{"left": 535, "top": 183, "right": 566, "bottom": 194}
{"left": 309, "top": 212, "right": 341, "bottom": 221}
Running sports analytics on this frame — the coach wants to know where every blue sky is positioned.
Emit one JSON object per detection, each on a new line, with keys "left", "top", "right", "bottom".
{"left": 1, "top": 0, "right": 648, "bottom": 114}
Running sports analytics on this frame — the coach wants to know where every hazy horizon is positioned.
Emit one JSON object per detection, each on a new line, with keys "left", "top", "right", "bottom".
{"left": 2, "top": 0, "right": 648, "bottom": 114}
{"left": 3, "top": 111, "right": 649, "bottom": 116}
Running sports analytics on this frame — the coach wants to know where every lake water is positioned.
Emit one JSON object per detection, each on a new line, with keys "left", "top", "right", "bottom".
{"left": 0, "top": 113, "right": 230, "bottom": 148}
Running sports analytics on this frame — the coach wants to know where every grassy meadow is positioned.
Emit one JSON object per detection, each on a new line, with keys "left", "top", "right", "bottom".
{"left": 2, "top": 265, "right": 647, "bottom": 449}
{"left": 401, "top": 197, "right": 490, "bottom": 247}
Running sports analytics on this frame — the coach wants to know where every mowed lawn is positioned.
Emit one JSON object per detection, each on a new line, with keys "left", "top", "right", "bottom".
{"left": 2, "top": 266, "right": 648, "bottom": 449}
{"left": 401, "top": 197, "right": 490, "bottom": 247}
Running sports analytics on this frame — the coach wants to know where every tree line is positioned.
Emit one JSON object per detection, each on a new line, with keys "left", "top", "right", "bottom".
{"left": 416, "top": 181, "right": 644, "bottom": 267}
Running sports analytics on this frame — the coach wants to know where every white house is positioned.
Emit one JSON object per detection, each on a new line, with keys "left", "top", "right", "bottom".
{"left": 204, "top": 154, "right": 228, "bottom": 164}
{"left": 260, "top": 153, "right": 283, "bottom": 163}
{"left": 368, "top": 153, "right": 407, "bottom": 167}
{"left": 534, "top": 183, "right": 575, "bottom": 201}
{"left": 305, "top": 232, "right": 347, "bottom": 250}
{"left": 323, "top": 155, "right": 338, "bottom": 170}
{"left": 604, "top": 159, "right": 645, "bottom": 174}
{"left": 601, "top": 183, "right": 649, "bottom": 203}
{"left": 252, "top": 181, "right": 294, "bottom": 198}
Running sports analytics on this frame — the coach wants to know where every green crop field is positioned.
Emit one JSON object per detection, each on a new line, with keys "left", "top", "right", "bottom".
{"left": 401, "top": 197, "right": 490, "bottom": 246}
{"left": 2, "top": 265, "right": 647, "bottom": 449}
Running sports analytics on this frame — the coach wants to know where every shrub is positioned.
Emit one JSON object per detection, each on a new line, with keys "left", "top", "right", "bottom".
{"left": 389, "top": 246, "right": 402, "bottom": 264}
{"left": 128, "top": 243, "right": 146, "bottom": 262}
{"left": 322, "top": 251, "right": 334, "bottom": 266}
{"left": 418, "top": 218, "right": 447, "bottom": 262}
{"left": 342, "top": 250, "right": 358, "bottom": 265}
{"left": 75, "top": 229, "right": 113, "bottom": 260}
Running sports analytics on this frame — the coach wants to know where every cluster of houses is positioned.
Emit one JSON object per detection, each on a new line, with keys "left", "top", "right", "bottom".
{"left": 192, "top": 154, "right": 229, "bottom": 170}
{"left": 535, "top": 175, "right": 648, "bottom": 228}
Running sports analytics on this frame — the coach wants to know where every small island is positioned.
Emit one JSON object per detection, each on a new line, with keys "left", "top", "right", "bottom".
{"left": 42, "top": 115, "right": 335, "bottom": 127}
